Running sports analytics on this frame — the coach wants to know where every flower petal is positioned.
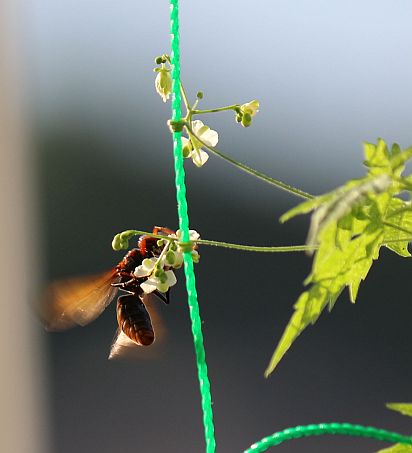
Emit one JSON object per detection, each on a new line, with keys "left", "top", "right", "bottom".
{"left": 191, "top": 149, "right": 209, "bottom": 167}
{"left": 172, "top": 251, "right": 183, "bottom": 268}
{"left": 134, "top": 265, "right": 150, "bottom": 277}
{"left": 189, "top": 230, "right": 200, "bottom": 241}
{"left": 200, "top": 128, "right": 218, "bottom": 147}
{"left": 140, "top": 278, "right": 158, "bottom": 293}
{"left": 191, "top": 250, "right": 200, "bottom": 263}
{"left": 191, "top": 120, "right": 205, "bottom": 134}
{"left": 165, "top": 270, "right": 177, "bottom": 287}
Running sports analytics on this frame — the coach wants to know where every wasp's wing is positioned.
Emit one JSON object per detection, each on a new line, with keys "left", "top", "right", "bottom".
{"left": 42, "top": 271, "right": 119, "bottom": 331}
{"left": 108, "top": 293, "right": 166, "bottom": 359}
{"left": 108, "top": 329, "right": 137, "bottom": 359}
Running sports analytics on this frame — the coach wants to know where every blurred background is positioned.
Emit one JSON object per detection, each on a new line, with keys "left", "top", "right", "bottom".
{"left": 2, "top": 1, "right": 412, "bottom": 452}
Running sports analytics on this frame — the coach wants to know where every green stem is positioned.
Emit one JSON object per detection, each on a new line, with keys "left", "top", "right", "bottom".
{"left": 152, "top": 238, "right": 172, "bottom": 273}
{"left": 192, "top": 104, "right": 239, "bottom": 115}
{"left": 115, "top": 229, "right": 315, "bottom": 254}
{"left": 180, "top": 83, "right": 191, "bottom": 113}
{"left": 164, "top": 55, "right": 191, "bottom": 114}
{"left": 185, "top": 124, "right": 313, "bottom": 200}
{"left": 195, "top": 239, "right": 314, "bottom": 253}
{"left": 115, "top": 228, "right": 412, "bottom": 254}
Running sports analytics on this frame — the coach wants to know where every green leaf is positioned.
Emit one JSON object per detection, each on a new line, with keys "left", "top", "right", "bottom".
{"left": 389, "top": 146, "right": 412, "bottom": 177}
{"left": 266, "top": 139, "right": 412, "bottom": 376}
{"left": 264, "top": 287, "right": 329, "bottom": 378}
{"left": 375, "top": 403, "right": 412, "bottom": 452}
{"left": 386, "top": 403, "right": 412, "bottom": 418}
{"left": 383, "top": 199, "right": 412, "bottom": 257}
{"left": 265, "top": 216, "right": 384, "bottom": 377}
{"left": 376, "top": 444, "right": 412, "bottom": 453}
{"left": 364, "top": 138, "right": 391, "bottom": 174}
{"left": 279, "top": 192, "right": 333, "bottom": 223}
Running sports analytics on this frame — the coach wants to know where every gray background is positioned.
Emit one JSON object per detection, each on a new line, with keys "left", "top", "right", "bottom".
{"left": 25, "top": 1, "right": 412, "bottom": 452}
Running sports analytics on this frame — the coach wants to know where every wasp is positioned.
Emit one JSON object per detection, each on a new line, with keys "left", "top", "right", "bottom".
{"left": 42, "top": 227, "right": 175, "bottom": 358}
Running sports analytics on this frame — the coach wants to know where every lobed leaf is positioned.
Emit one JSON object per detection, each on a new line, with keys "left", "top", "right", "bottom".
{"left": 377, "top": 445, "right": 412, "bottom": 453}
{"left": 386, "top": 403, "right": 412, "bottom": 418}
{"left": 266, "top": 139, "right": 412, "bottom": 376}
{"left": 383, "top": 199, "right": 412, "bottom": 257}
{"left": 265, "top": 218, "right": 383, "bottom": 376}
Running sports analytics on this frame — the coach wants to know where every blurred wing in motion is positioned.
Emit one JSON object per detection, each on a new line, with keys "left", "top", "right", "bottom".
{"left": 42, "top": 271, "right": 119, "bottom": 331}
{"left": 109, "top": 293, "right": 166, "bottom": 359}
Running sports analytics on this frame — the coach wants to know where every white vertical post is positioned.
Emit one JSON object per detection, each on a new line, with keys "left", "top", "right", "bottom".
{"left": 0, "top": 2, "right": 49, "bottom": 452}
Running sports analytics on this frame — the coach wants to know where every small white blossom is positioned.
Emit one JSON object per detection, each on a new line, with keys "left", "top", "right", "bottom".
{"left": 165, "top": 249, "right": 184, "bottom": 268}
{"left": 240, "top": 100, "right": 259, "bottom": 117}
{"left": 175, "top": 229, "right": 201, "bottom": 244}
{"left": 134, "top": 257, "right": 158, "bottom": 278}
{"left": 182, "top": 120, "right": 218, "bottom": 167}
{"left": 140, "top": 270, "right": 177, "bottom": 294}
{"left": 154, "top": 67, "right": 172, "bottom": 103}
{"left": 134, "top": 257, "right": 177, "bottom": 294}
{"left": 191, "top": 250, "right": 200, "bottom": 263}
{"left": 168, "top": 229, "right": 201, "bottom": 265}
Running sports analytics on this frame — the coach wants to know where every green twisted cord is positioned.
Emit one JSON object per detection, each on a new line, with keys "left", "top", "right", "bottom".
{"left": 168, "top": 4, "right": 412, "bottom": 453}
{"left": 169, "top": 1, "right": 216, "bottom": 452}
{"left": 244, "top": 423, "right": 412, "bottom": 452}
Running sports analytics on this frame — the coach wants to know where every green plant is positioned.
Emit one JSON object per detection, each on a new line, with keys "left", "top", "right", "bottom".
{"left": 111, "top": 1, "right": 412, "bottom": 451}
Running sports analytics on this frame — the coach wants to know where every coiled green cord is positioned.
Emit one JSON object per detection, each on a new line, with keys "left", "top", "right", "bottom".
{"left": 169, "top": 1, "right": 216, "bottom": 452}
{"left": 244, "top": 423, "right": 412, "bottom": 452}
{"left": 168, "top": 2, "right": 411, "bottom": 452}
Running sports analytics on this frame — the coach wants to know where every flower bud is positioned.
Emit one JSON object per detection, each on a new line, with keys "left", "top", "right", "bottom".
{"left": 154, "top": 268, "right": 163, "bottom": 278}
{"left": 158, "top": 271, "right": 168, "bottom": 284}
{"left": 241, "top": 112, "right": 252, "bottom": 127}
{"left": 111, "top": 234, "right": 123, "bottom": 251}
{"left": 155, "top": 66, "right": 172, "bottom": 103}
{"left": 182, "top": 137, "right": 193, "bottom": 158}
{"left": 166, "top": 250, "right": 176, "bottom": 265}
{"left": 191, "top": 251, "right": 200, "bottom": 263}
{"left": 196, "top": 91, "right": 204, "bottom": 99}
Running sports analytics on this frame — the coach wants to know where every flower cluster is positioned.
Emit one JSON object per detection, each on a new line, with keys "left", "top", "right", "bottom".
{"left": 134, "top": 230, "right": 200, "bottom": 294}
{"left": 235, "top": 100, "right": 260, "bottom": 127}
{"left": 153, "top": 54, "right": 259, "bottom": 168}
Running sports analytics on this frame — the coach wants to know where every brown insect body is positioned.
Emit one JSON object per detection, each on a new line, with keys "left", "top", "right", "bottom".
{"left": 116, "top": 294, "right": 154, "bottom": 346}
{"left": 42, "top": 227, "right": 175, "bottom": 358}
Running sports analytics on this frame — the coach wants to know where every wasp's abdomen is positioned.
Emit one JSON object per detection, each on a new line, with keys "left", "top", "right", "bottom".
{"left": 116, "top": 294, "right": 154, "bottom": 346}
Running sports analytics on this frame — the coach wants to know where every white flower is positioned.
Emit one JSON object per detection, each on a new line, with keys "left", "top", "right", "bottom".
{"left": 140, "top": 270, "right": 177, "bottom": 294}
{"left": 182, "top": 120, "right": 218, "bottom": 167}
{"left": 167, "top": 229, "right": 201, "bottom": 266}
{"left": 154, "top": 67, "right": 172, "bottom": 103}
{"left": 165, "top": 249, "right": 184, "bottom": 268}
{"left": 134, "top": 257, "right": 158, "bottom": 278}
{"left": 134, "top": 257, "right": 177, "bottom": 294}
{"left": 175, "top": 229, "right": 201, "bottom": 244}
{"left": 240, "top": 100, "right": 259, "bottom": 117}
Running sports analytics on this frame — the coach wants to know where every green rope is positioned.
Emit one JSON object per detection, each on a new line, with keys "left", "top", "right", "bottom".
{"left": 169, "top": 2, "right": 216, "bottom": 452}
{"left": 168, "top": 4, "right": 412, "bottom": 453}
{"left": 244, "top": 423, "right": 412, "bottom": 452}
